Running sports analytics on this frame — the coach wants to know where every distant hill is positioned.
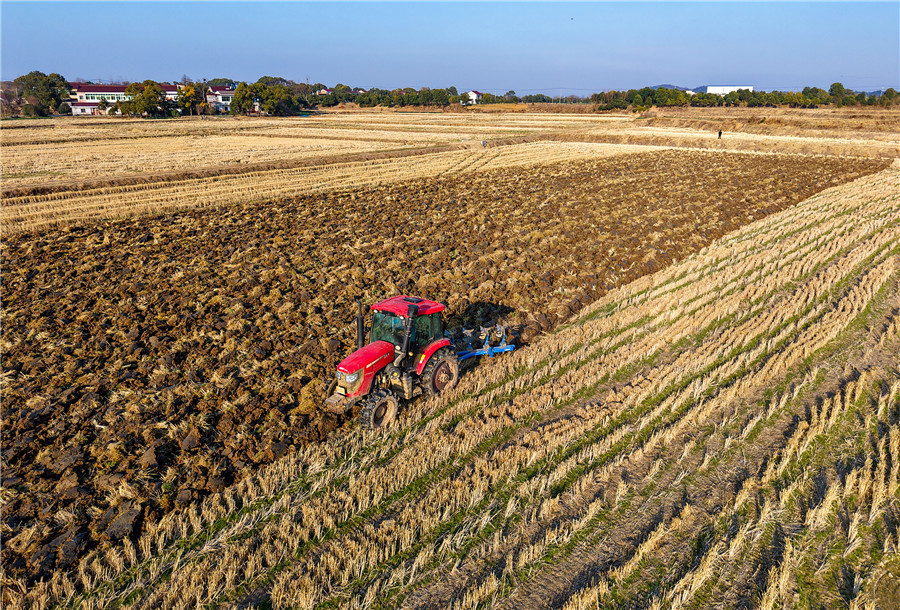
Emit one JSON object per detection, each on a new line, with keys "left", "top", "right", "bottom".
{"left": 649, "top": 84, "right": 694, "bottom": 91}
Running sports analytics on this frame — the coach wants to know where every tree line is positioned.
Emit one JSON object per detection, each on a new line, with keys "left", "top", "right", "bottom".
{"left": 3, "top": 71, "right": 897, "bottom": 118}
{"left": 591, "top": 84, "right": 898, "bottom": 110}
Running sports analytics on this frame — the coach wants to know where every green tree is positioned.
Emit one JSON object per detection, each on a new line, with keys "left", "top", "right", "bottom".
{"left": 431, "top": 88, "right": 450, "bottom": 106}
{"left": 251, "top": 82, "right": 270, "bottom": 109}
{"left": 689, "top": 93, "right": 720, "bottom": 107}
{"left": 828, "top": 82, "right": 845, "bottom": 97}
{"left": 97, "top": 97, "right": 109, "bottom": 114}
{"left": 521, "top": 93, "right": 553, "bottom": 104}
{"left": 257, "top": 76, "right": 293, "bottom": 88}
{"left": 230, "top": 82, "right": 256, "bottom": 115}
{"left": 177, "top": 84, "right": 203, "bottom": 115}
{"left": 802, "top": 86, "right": 829, "bottom": 104}
{"left": 124, "top": 80, "right": 171, "bottom": 116}
{"left": 207, "top": 77, "right": 236, "bottom": 88}
{"left": 292, "top": 81, "right": 312, "bottom": 105}
{"left": 655, "top": 87, "right": 686, "bottom": 107}
{"left": 261, "top": 85, "right": 299, "bottom": 115}
{"left": 13, "top": 70, "right": 70, "bottom": 116}
{"left": 56, "top": 102, "right": 71, "bottom": 114}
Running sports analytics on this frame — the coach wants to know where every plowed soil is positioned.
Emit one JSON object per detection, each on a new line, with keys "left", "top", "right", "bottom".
{"left": 0, "top": 150, "right": 887, "bottom": 585}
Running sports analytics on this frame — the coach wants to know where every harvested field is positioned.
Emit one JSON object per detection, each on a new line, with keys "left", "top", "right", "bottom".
{"left": 4, "top": 107, "right": 895, "bottom": 205}
{"left": 574, "top": 126, "right": 900, "bottom": 159}
{"left": 578, "top": 107, "right": 900, "bottom": 160}
{"left": 0, "top": 135, "right": 409, "bottom": 190}
{"left": 5, "top": 157, "right": 897, "bottom": 610}
{"left": 0, "top": 150, "right": 887, "bottom": 597}
{"left": 639, "top": 106, "right": 900, "bottom": 140}
{"left": 0, "top": 113, "right": 541, "bottom": 194}
{"left": 1, "top": 142, "right": 654, "bottom": 235}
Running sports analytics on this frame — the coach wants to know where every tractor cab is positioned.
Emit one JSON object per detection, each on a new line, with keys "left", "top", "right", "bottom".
{"left": 325, "top": 296, "right": 458, "bottom": 427}
{"left": 369, "top": 296, "right": 445, "bottom": 357}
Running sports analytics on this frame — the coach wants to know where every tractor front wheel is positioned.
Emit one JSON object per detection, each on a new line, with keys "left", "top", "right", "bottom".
{"left": 421, "top": 348, "right": 460, "bottom": 397}
{"left": 359, "top": 388, "right": 400, "bottom": 429}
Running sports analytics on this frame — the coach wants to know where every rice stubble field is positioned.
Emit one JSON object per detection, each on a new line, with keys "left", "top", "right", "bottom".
{"left": 1, "top": 109, "right": 899, "bottom": 608}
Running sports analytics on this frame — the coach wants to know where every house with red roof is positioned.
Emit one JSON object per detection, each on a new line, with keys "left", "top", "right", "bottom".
{"left": 67, "top": 82, "right": 180, "bottom": 115}
{"left": 68, "top": 83, "right": 129, "bottom": 114}
{"left": 206, "top": 86, "right": 236, "bottom": 112}
{"left": 464, "top": 90, "right": 483, "bottom": 105}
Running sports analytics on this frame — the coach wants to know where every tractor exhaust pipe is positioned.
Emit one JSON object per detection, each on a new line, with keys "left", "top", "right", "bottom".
{"left": 394, "top": 303, "right": 419, "bottom": 367}
{"left": 355, "top": 297, "right": 366, "bottom": 350}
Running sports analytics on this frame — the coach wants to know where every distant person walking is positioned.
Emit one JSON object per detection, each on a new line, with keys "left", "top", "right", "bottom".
{"left": 718, "top": 130, "right": 722, "bottom": 139}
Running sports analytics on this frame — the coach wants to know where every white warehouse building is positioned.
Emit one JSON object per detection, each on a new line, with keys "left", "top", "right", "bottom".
{"left": 68, "top": 82, "right": 180, "bottom": 114}
{"left": 701, "top": 86, "right": 754, "bottom": 95}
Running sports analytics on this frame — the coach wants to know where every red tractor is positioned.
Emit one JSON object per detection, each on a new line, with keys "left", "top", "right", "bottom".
{"left": 325, "top": 296, "right": 461, "bottom": 428}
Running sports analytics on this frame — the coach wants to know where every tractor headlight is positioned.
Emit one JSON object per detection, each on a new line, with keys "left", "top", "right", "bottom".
{"left": 337, "top": 369, "right": 364, "bottom": 394}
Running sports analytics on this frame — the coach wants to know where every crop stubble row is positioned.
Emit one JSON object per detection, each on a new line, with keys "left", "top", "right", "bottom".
{"left": 5, "top": 159, "right": 897, "bottom": 609}
{"left": 305, "top": 171, "right": 900, "bottom": 610}
{"left": 229, "top": 165, "right": 900, "bottom": 609}
{"left": 1, "top": 151, "right": 883, "bottom": 597}
{"left": 416, "top": 218, "right": 898, "bottom": 607}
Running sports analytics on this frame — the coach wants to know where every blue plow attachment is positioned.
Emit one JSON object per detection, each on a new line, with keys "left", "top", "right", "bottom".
{"left": 448, "top": 326, "right": 516, "bottom": 362}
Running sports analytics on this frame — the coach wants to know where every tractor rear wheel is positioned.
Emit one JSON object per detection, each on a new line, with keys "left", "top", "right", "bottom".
{"left": 359, "top": 388, "right": 400, "bottom": 429}
{"left": 421, "top": 348, "right": 460, "bottom": 397}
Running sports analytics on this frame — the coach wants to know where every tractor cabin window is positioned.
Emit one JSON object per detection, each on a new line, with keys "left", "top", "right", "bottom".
{"left": 412, "top": 313, "right": 441, "bottom": 350}
{"left": 371, "top": 311, "right": 441, "bottom": 350}
{"left": 370, "top": 311, "right": 404, "bottom": 346}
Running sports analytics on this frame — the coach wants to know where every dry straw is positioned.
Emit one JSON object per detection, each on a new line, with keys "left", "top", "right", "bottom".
{"left": 5, "top": 153, "right": 898, "bottom": 610}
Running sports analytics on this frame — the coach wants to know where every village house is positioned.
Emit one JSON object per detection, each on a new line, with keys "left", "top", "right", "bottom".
{"left": 69, "top": 83, "right": 129, "bottom": 114}
{"left": 464, "top": 90, "right": 483, "bottom": 105}
{"left": 206, "top": 85, "right": 236, "bottom": 112}
{"left": 68, "top": 82, "right": 180, "bottom": 115}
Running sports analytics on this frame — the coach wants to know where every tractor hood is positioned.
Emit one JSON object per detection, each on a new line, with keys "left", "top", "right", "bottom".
{"left": 337, "top": 340, "right": 394, "bottom": 374}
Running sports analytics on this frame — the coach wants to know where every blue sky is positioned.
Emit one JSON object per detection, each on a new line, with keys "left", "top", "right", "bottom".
{"left": 2, "top": 1, "right": 897, "bottom": 94}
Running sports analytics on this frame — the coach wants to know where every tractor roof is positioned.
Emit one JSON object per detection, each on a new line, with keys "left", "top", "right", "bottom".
{"left": 372, "top": 295, "right": 445, "bottom": 317}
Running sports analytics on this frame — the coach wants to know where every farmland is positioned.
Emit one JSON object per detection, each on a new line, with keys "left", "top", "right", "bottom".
{"left": 1, "top": 109, "right": 899, "bottom": 608}
{"left": 3, "top": 107, "right": 898, "bottom": 235}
